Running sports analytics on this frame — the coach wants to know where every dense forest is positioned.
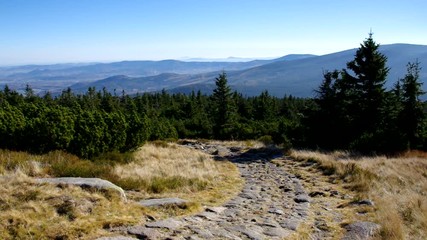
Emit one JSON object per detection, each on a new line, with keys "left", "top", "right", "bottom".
{"left": 1, "top": 35, "right": 426, "bottom": 158}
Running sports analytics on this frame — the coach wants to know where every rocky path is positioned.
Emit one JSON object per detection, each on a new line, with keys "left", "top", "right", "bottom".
{"left": 102, "top": 143, "right": 354, "bottom": 239}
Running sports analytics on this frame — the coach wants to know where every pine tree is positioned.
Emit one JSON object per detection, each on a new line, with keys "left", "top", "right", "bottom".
{"left": 344, "top": 32, "right": 389, "bottom": 135}
{"left": 400, "top": 61, "right": 425, "bottom": 149}
{"left": 212, "top": 72, "right": 237, "bottom": 139}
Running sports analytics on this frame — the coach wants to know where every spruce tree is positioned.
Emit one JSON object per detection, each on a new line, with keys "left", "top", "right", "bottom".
{"left": 212, "top": 72, "right": 237, "bottom": 139}
{"left": 344, "top": 32, "right": 389, "bottom": 135}
{"left": 400, "top": 61, "right": 425, "bottom": 149}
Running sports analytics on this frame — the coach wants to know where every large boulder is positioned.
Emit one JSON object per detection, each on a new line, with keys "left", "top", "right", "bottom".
{"left": 36, "top": 177, "right": 127, "bottom": 201}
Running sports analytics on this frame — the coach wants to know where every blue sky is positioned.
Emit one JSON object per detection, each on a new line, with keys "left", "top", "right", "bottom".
{"left": 1, "top": 0, "right": 426, "bottom": 65}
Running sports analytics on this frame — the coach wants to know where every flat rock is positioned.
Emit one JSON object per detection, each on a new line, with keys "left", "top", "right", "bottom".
{"left": 127, "top": 226, "right": 161, "bottom": 239}
{"left": 139, "top": 198, "right": 187, "bottom": 207}
{"left": 96, "top": 236, "right": 138, "bottom": 240}
{"left": 205, "top": 206, "right": 227, "bottom": 214}
{"left": 263, "top": 227, "right": 292, "bottom": 238}
{"left": 281, "top": 218, "right": 301, "bottom": 231}
{"left": 352, "top": 199, "right": 375, "bottom": 206}
{"left": 342, "top": 221, "right": 380, "bottom": 240}
{"left": 37, "top": 177, "right": 126, "bottom": 201}
{"left": 294, "top": 194, "right": 310, "bottom": 203}
{"left": 229, "top": 225, "right": 264, "bottom": 240}
{"left": 195, "top": 211, "right": 220, "bottom": 220}
{"left": 145, "top": 219, "right": 183, "bottom": 230}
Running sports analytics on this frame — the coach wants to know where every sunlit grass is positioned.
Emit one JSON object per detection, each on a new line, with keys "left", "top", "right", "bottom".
{"left": 290, "top": 150, "right": 427, "bottom": 240}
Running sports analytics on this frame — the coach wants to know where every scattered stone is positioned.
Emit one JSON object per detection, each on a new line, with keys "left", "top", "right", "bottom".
{"left": 294, "top": 194, "right": 310, "bottom": 203}
{"left": 268, "top": 208, "right": 284, "bottom": 215}
{"left": 352, "top": 199, "right": 375, "bottom": 206}
{"left": 127, "top": 226, "right": 161, "bottom": 239}
{"left": 128, "top": 142, "right": 317, "bottom": 239}
{"left": 281, "top": 218, "right": 301, "bottom": 231}
{"left": 309, "top": 191, "right": 326, "bottom": 197}
{"left": 139, "top": 198, "right": 188, "bottom": 207}
{"left": 229, "top": 225, "right": 264, "bottom": 240}
{"left": 330, "top": 190, "right": 339, "bottom": 196}
{"left": 96, "top": 236, "right": 138, "bottom": 240}
{"left": 314, "top": 219, "right": 330, "bottom": 231}
{"left": 263, "top": 227, "right": 292, "bottom": 238}
{"left": 342, "top": 221, "right": 380, "bottom": 240}
{"left": 37, "top": 177, "right": 127, "bottom": 201}
{"left": 205, "top": 206, "right": 227, "bottom": 214}
{"left": 145, "top": 219, "right": 183, "bottom": 230}
{"left": 189, "top": 226, "right": 215, "bottom": 238}
{"left": 195, "top": 211, "right": 220, "bottom": 220}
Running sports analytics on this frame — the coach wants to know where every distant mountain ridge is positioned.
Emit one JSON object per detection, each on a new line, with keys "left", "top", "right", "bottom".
{"left": 70, "top": 44, "right": 427, "bottom": 97}
{"left": 1, "top": 45, "right": 426, "bottom": 97}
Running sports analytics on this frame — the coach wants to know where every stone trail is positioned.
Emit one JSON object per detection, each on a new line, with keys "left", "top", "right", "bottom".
{"left": 102, "top": 142, "right": 379, "bottom": 239}
{"left": 105, "top": 143, "right": 313, "bottom": 239}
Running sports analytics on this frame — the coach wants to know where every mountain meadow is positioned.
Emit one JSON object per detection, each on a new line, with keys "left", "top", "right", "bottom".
{"left": 1, "top": 35, "right": 427, "bottom": 239}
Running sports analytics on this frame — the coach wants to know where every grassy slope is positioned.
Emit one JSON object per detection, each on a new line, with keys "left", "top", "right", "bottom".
{"left": 0, "top": 142, "right": 243, "bottom": 239}
{"left": 290, "top": 150, "right": 427, "bottom": 240}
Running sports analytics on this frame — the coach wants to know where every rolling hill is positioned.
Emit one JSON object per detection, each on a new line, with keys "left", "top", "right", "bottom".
{"left": 1, "top": 44, "right": 426, "bottom": 97}
{"left": 70, "top": 44, "right": 427, "bottom": 97}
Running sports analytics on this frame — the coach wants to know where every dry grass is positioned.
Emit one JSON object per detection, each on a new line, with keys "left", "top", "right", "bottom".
{"left": 115, "top": 142, "right": 244, "bottom": 216}
{"left": 115, "top": 143, "right": 219, "bottom": 184}
{"left": 0, "top": 142, "right": 243, "bottom": 238}
{"left": 290, "top": 150, "right": 427, "bottom": 240}
{"left": 0, "top": 171, "right": 144, "bottom": 240}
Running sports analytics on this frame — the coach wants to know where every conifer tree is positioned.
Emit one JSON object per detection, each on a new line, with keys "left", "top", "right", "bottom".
{"left": 212, "top": 72, "right": 237, "bottom": 139}
{"left": 400, "top": 61, "right": 425, "bottom": 149}
{"left": 344, "top": 32, "right": 389, "bottom": 135}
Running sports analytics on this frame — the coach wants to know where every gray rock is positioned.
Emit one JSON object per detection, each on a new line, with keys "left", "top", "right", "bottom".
{"left": 263, "top": 227, "right": 292, "bottom": 238}
{"left": 228, "top": 225, "right": 264, "bottom": 240}
{"left": 214, "top": 228, "right": 243, "bottom": 239}
{"left": 189, "top": 226, "right": 215, "bottom": 238}
{"left": 96, "top": 236, "right": 138, "bottom": 240}
{"left": 268, "top": 208, "right": 284, "bottom": 215}
{"left": 213, "top": 146, "right": 230, "bottom": 157}
{"left": 145, "top": 219, "right": 183, "bottom": 230}
{"left": 127, "top": 226, "right": 161, "bottom": 239}
{"left": 37, "top": 177, "right": 126, "bottom": 201}
{"left": 281, "top": 218, "right": 301, "bottom": 231}
{"left": 139, "top": 198, "right": 187, "bottom": 207}
{"left": 342, "top": 221, "right": 380, "bottom": 240}
{"left": 205, "top": 206, "right": 227, "bottom": 214}
{"left": 294, "top": 194, "right": 310, "bottom": 203}
{"left": 195, "top": 211, "right": 220, "bottom": 220}
{"left": 353, "top": 199, "right": 375, "bottom": 206}
{"left": 309, "top": 191, "right": 326, "bottom": 197}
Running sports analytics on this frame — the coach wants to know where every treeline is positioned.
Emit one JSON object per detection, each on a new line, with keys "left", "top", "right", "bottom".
{"left": 0, "top": 34, "right": 425, "bottom": 158}
{"left": 0, "top": 81, "right": 311, "bottom": 158}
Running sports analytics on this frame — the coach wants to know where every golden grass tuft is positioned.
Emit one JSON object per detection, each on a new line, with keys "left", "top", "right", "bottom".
{"left": 290, "top": 150, "right": 427, "bottom": 240}
{"left": 114, "top": 142, "right": 222, "bottom": 193}
{"left": 0, "top": 170, "right": 144, "bottom": 240}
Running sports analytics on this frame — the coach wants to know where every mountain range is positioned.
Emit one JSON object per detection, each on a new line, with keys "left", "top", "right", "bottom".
{"left": 0, "top": 44, "right": 426, "bottom": 97}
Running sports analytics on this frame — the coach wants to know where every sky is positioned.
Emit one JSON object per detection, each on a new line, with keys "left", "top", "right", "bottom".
{"left": 0, "top": 0, "right": 426, "bottom": 66}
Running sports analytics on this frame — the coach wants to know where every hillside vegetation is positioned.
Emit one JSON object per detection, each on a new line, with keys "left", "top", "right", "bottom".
{"left": 0, "top": 142, "right": 243, "bottom": 239}
{"left": 290, "top": 150, "right": 427, "bottom": 239}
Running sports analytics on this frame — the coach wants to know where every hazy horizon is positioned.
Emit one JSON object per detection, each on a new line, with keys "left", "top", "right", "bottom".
{"left": 1, "top": 0, "right": 426, "bottom": 66}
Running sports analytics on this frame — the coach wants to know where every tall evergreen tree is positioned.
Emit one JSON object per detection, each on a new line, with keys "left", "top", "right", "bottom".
{"left": 212, "top": 72, "right": 237, "bottom": 139}
{"left": 344, "top": 32, "right": 389, "bottom": 136}
{"left": 399, "top": 61, "right": 425, "bottom": 149}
